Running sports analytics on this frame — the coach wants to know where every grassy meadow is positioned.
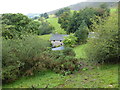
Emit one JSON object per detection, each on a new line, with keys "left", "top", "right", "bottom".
{"left": 38, "top": 34, "right": 51, "bottom": 41}
{"left": 47, "top": 17, "right": 66, "bottom": 34}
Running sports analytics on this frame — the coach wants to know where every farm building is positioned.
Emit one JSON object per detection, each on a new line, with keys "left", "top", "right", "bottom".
{"left": 50, "top": 34, "right": 68, "bottom": 47}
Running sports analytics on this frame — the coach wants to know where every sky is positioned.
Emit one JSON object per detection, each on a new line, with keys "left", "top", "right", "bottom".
{"left": 0, "top": 0, "right": 87, "bottom": 15}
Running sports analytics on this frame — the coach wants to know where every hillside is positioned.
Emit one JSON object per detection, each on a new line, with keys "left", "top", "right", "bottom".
{"left": 47, "top": 17, "right": 66, "bottom": 34}
{"left": 27, "top": 1, "right": 118, "bottom": 18}
{"left": 46, "top": 2, "right": 117, "bottom": 15}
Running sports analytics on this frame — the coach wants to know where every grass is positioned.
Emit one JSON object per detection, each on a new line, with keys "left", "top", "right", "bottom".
{"left": 57, "top": 64, "right": 118, "bottom": 88}
{"left": 47, "top": 17, "right": 66, "bottom": 34}
{"left": 3, "top": 70, "right": 70, "bottom": 88}
{"left": 3, "top": 44, "right": 118, "bottom": 88}
{"left": 110, "top": 8, "right": 117, "bottom": 13}
{"left": 3, "top": 64, "right": 118, "bottom": 88}
{"left": 38, "top": 34, "right": 51, "bottom": 41}
{"left": 73, "top": 44, "right": 88, "bottom": 59}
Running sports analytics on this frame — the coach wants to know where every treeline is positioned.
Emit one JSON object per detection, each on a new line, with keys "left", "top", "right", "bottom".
{"left": 58, "top": 3, "right": 110, "bottom": 44}
{"left": 57, "top": 3, "right": 119, "bottom": 63}
{"left": 2, "top": 13, "right": 54, "bottom": 39}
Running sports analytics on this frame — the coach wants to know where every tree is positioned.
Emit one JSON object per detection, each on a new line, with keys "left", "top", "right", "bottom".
{"left": 2, "top": 13, "right": 32, "bottom": 39}
{"left": 63, "top": 34, "right": 77, "bottom": 47}
{"left": 75, "top": 20, "right": 89, "bottom": 44}
{"left": 40, "top": 13, "right": 49, "bottom": 19}
{"left": 94, "top": 3, "right": 110, "bottom": 18}
{"left": 58, "top": 12, "right": 71, "bottom": 31}
{"left": 85, "top": 12, "right": 119, "bottom": 63}
{"left": 66, "top": 11, "right": 79, "bottom": 34}
{"left": 66, "top": 8, "right": 96, "bottom": 33}
{"left": 100, "top": 3, "right": 108, "bottom": 9}
{"left": 38, "top": 21, "right": 54, "bottom": 35}
{"left": 43, "top": 13, "right": 49, "bottom": 19}
{"left": 55, "top": 7, "right": 70, "bottom": 17}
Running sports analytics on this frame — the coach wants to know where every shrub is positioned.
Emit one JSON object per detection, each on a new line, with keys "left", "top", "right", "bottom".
{"left": 63, "top": 47, "right": 76, "bottom": 56}
{"left": 2, "top": 35, "right": 50, "bottom": 83}
{"left": 85, "top": 12, "right": 119, "bottom": 63}
{"left": 63, "top": 34, "right": 77, "bottom": 47}
{"left": 39, "top": 50, "right": 79, "bottom": 75}
{"left": 2, "top": 34, "right": 81, "bottom": 84}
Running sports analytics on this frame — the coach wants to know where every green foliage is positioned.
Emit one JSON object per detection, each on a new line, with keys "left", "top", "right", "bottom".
{"left": 40, "top": 13, "right": 49, "bottom": 19}
{"left": 2, "top": 35, "right": 50, "bottom": 83}
{"left": 25, "top": 20, "right": 41, "bottom": 34}
{"left": 85, "top": 12, "right": 119, "bottom": 63}
{"left": 58, "top": 12, "right": 71, "bottom": 31}
{"left": 73, "top": 44, "right": 88, "bottom": 59}
{"left": 3, "top": 64, "right": 118, "bottom": 88}
{"left": 47, "top": 17, "right": 66, "bottom": 34}
{"left": 43, "top": 13, "right": 49, "bottom": 19}
{"left": 75, "top": 20, "right": 89, "bottom": 44}
{"left": 95, "top": 3, "right": 110, "bottom": 18}
{"left": 66, "top": 8, "right": 96, "bottom": 33}
{"left": 63, "top": 34, "right": 77, "bottom": 47}
{"left": 38, "top": 34, "right": 51, "bottom": 41}
{"left": 40, "top": 50, "right": 79, "bottom": 75}
{"left": 2, "top": 13, "right": 54, "bottom": 39}
{"left": 2, "top": 13, "right": 32, "bottom": 39}
{"left": 2, "top": 34, "right": 79, "bottom": 84}
{"left": 38, "top": 21, "right": 54, "bottom": 35}
{"left": 63, "top": 47, "right": 76, "bottom": 57}
{"left": 55, "top": 7, "right": 70, "bottom": 17}
{"left": 58, "top": 6, "right": 110, "bottom": 34}
{"left": 100, "top": 3, "right": 108, "bottom": 9}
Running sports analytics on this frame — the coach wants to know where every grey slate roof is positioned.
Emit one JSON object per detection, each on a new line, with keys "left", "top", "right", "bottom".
{"left": 50, "top": 34, "right": 68, "bottom": 41}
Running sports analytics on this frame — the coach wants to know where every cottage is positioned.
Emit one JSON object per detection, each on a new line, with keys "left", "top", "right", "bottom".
{"left": 50, "top": 34, "right": 68, "bottom": 47}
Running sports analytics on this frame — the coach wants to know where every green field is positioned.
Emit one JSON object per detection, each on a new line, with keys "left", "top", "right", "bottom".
{"left": 38, "top": 34, "right": 51, "bottom": 41}
{"left": 47, "top": 17, "right": 66, "bottom": 34}
{"left": 74, "top": 44, "right": 88, "bottom": 59}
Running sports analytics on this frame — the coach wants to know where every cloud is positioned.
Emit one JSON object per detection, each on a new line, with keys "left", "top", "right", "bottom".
{"left": 0, "top": 0, "right": 87, "bottom": 14}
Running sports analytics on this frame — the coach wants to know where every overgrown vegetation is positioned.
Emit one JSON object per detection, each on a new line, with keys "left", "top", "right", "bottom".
{"left": 2, "top": 2, "right": 118, "bottom": 88}
{"left": 2, "top": 13, "right": 54, "bottom": 39}
{"left": 55, "top": 7, "right": 70, "bottom": 17}
{"left": 85, "top": 12, "right": 119, "bottom": 63}
{"left": 2, "top": 35, "right": 50, "bottom": 83}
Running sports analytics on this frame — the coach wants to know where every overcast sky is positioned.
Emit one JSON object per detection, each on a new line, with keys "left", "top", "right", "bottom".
{"left": 0, "top": 0, "right": 88, "bottom": 14}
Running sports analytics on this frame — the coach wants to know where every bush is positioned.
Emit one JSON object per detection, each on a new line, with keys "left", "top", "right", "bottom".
{"left": 63, "top": 47, "right": 76, "bottom": 56}
{"left": 39, "top": 50, "right": 79, "bottom": 75}
{"left": 85, "top": 12, "right": 119, "bottom": 63}
{"left": 2, "top": 35, "right": 50, "bottom": 83}
{"left": 2, "top": 34, "right": 81, "bottom": 84}
{"left": 63, "top": 34, "right": 77, "bottom": 47}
